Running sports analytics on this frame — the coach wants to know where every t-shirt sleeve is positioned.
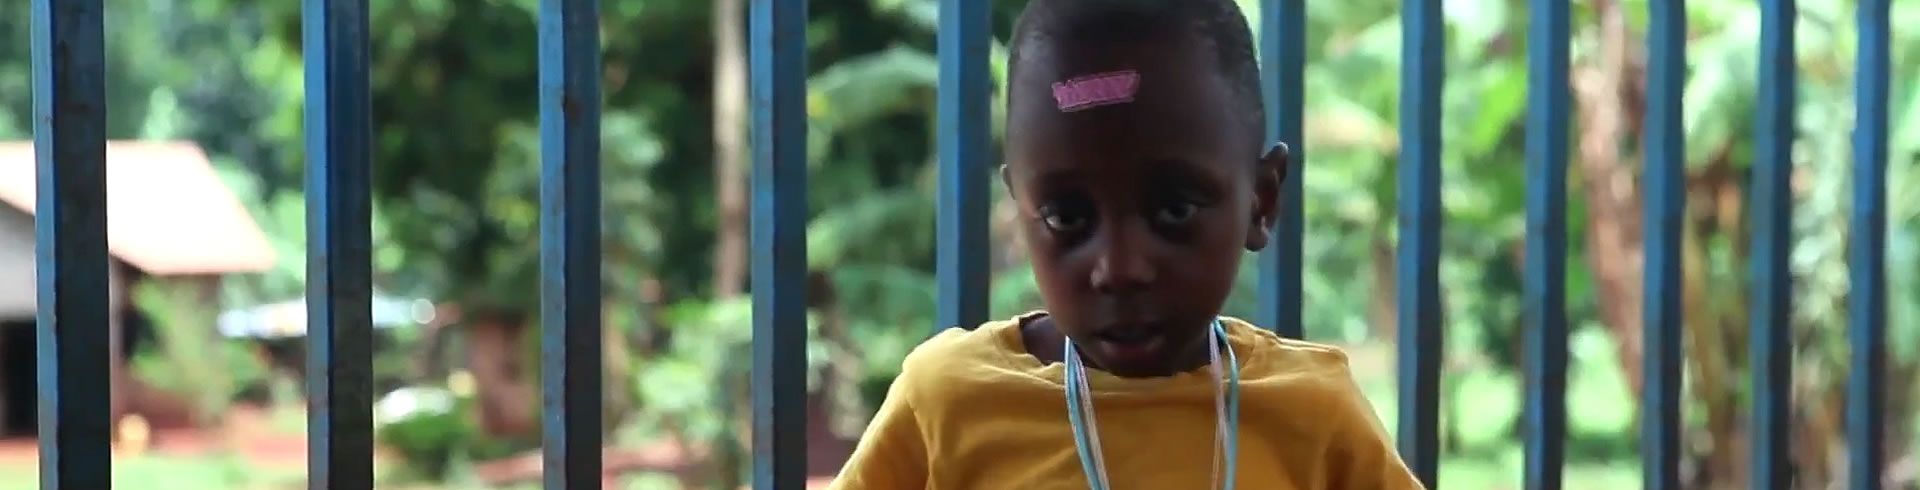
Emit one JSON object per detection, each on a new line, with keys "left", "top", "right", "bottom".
{"left": 827, "top": 372, "right": 929, "bottom": 490}
{"left": 1324, "top": 358, "right": 1426, "bottom": 489}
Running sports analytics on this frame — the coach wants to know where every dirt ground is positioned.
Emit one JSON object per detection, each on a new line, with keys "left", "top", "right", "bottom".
{"left": 0, "top": 404, "right": 306, "bottom": 469}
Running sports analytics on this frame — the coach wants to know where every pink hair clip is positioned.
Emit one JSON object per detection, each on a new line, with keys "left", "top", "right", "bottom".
{"left": 1051, "top": 70, "right": 1141, "bottom": 113}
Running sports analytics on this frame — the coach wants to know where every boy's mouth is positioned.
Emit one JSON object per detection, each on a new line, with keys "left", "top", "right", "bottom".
{"left": 1088, "top": 327, "right": 1168, "bottom": 366}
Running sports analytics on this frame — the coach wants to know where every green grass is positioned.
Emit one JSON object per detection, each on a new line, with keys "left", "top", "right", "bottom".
{"left": 1439, "top": 456, "right": 1639, "bottom": 489}
{"left": 1344, "top": 339, "right": 1643, "bottom": 489}
{"left": 0, "top": 454, "right": 307, "bottom": 490}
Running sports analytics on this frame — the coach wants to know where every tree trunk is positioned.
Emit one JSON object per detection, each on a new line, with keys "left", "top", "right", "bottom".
{"left": 468, "top": 315, "right": 537, "bottom": 437}
{"left": 712, "top": 0, "right": 749, "bottom": 298}
{"left": 1683, "top": 219, "right": 1743, "bottom": 488}
{"left": 1884, "top": 359, "right": 1920, "bottom": 487}
{"left": 1369, "top": 227, "right": 1397, "bottom": 341}
{"left": 602, "top": 301, "right": 634, "bottom": 432}
{"left": 1684, "top": 154, "right": 1749, "bottom": 488}
{"left": 712, "top": 0, "right": 751, "bottom": 485}
{"left": 1570, "top": 0, "right": 1649, "bottom": 398}
{"left": 718, "top": 373, "right": 750, "bottom": 490}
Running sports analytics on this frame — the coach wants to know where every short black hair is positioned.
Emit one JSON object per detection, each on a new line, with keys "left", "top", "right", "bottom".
{"left": 1008, "top": 0, "right": 1265, "bottom": 140}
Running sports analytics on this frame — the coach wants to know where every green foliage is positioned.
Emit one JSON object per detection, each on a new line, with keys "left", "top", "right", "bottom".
{"left": 129, "top": 279, "right": 270, "bottom": 419}
{"left": 1565, "top": 326, "right": 1635, "bottom": 456}
{"left": 373, "top": 387, "right": 518, "bottom": 482}
{"left": 376, "top": 404, "right": 474, "bottom": 480}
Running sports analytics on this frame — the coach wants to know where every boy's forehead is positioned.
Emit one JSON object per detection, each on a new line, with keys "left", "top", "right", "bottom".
{"left": 1013, "top": 35, "right": 1219, "bottom": 100}
{"left": 1006, "top": 39, "right": 1245, "bottom": 170}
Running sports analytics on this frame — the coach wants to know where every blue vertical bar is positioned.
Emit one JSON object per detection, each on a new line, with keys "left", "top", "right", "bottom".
{"left": 30, "top": 0, "right": 112, "bottom": 487}
{"left": 301, "top": 0, "right": 376, "bottom": 486}
{"left": 749, "top": 0, "right": 807, "bottom": 487}
{"left": 1257, "top": 0, "right": 1306, "bottom": 339}
{"left": 537, "top": 0, "right": 603, "bottom": 485}
{"left": 1847, "top": 0, "right": 1889, "bottom": 488}
{"left": 1396, "top": 0, "right": 1443, "bottom": 486}
{"left": 1641, "top": 1, "right": 1686, "bottom": 489}
{"left": 1750, "top": 0, "right": 1795, "bottom": 488}
{"left": 1522, "top": 0, "right": 1569, "bottom": 488}
{"left": 936, "top": 0, "right": 990, "bottom": 333}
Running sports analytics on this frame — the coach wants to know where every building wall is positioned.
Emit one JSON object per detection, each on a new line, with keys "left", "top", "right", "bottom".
{"left": 0, "top": 205, "right": 128, "bottom": 318}
{"left": 0, "top": 206, "right": 38, "bottom": 317}
{"left": 0, "top": 205, "right": 130, "bottom": 436}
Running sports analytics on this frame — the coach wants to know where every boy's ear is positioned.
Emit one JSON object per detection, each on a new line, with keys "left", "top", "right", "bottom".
{"left": 999, "top": 164, "right": 1015, "bottom": 200}
{"left": 1245, "top": 142, "right": 1289, "bottom": 251}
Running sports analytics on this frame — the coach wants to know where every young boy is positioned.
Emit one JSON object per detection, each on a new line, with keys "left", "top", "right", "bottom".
{"left": 829, "top": 0, "right": 1421, "bottom": 488}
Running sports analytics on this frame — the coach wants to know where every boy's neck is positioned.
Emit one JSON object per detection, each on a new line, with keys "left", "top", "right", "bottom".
{"left": 1019, "top": 314, "right": 1213, "bottom": 378}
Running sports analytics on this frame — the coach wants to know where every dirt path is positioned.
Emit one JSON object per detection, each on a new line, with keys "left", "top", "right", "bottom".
{"left": 0, "top": 405, "right": 308, "bottom": 471}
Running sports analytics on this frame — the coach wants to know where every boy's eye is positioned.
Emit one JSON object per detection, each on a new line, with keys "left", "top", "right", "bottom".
{"left": 1044, "top": 202, "right": 1090, "bottom": 233}
{"left": 1041, "top": 209, "right": 1090, "bottom": 233}
{"left": 1152, "top": 201, "right": 1199, "bottom": 226}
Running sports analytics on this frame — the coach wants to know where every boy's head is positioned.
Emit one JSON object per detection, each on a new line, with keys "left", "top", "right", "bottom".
{"left": 1002, "top": 0, "right": 1287, "bottom": 377}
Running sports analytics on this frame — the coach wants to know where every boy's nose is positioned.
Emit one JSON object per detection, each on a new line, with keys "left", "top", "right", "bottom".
{"left": 1088, "top": 225, "right": 1156, "bottom": 295}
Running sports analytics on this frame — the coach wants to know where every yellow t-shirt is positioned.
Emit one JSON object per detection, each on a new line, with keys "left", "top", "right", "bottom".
{"left": 828, "top": 314, "right": 1423, "bottom": 490}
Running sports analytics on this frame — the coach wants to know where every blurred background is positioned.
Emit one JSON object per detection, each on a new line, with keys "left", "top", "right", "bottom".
{"left": 1, "top": 0, "right": 1917, "bottom": 488}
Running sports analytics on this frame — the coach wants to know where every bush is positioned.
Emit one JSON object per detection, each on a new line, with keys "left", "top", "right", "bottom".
{"left": 373, "top": 386, "right": 516, "bottom": 481}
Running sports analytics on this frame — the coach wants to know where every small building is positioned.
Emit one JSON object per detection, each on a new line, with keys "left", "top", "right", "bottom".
{"left": 0, "top": 141, "right": 275, "bottom": 436}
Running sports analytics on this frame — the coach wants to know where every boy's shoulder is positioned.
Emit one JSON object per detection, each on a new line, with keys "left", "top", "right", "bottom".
{"left": 876, "top": 315, "right": 1040, "bottom": 416}
{"left": 1219, "top": 316, "right": 1356, "bottom": 373}
{"left": 898, "top": 314, "right": 1031, "bottom": 377}
{"left": 1221, "top": 317, "right": 1390, "bottom": 430}
{"left": 1220, "top": 317, "right": 1377, "bottom": 403}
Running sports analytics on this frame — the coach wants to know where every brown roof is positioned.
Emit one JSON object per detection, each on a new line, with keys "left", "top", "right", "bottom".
{"left": 0, "top": 141, "right": 275, "bottom": 275}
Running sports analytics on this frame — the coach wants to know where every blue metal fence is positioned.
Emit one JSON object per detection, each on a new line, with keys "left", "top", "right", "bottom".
{"left": 1397, "top": 0, "right": 1446, "bottom": 483}
{"left": 300, "top": 0, "right": 376, "bottom": 486}
{"left": 29, "top": 0, "right": 111, "bottom": 487}
{"left": 1522, "top": 0, "right": 1570, "bottom": 488}
{"left": 1258, "top": 0, "right": 1306, "bottom": 339}
{"left": 1641, "top": 2, "right": 1688, "bottom": 489}
{"left": 537, "top": 0, "right": 605, "bottom": 486}
{"left": 748, "top": 1, "right": 809, "bottom": 488}
{"left": 1848, "top": 3, "right": 1893, "bottom": 490}
{"left": 1751, "top": 2, "right": 1799, "bottom": 487}
{"left": 22, "top": 0, "right": 1897, "bottom": 488}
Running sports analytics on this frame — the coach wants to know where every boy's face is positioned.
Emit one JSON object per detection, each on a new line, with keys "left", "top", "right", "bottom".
{"left": 1003, "top": 36, "right": 1284, "bottom": 377}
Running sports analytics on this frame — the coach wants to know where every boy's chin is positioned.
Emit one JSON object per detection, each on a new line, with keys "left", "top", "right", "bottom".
{"left": 1079, "top": 331, "right": 1210, "bottom": 378}
{"left": 1086, "top": 335, "right": 1169, "bottom": 374}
